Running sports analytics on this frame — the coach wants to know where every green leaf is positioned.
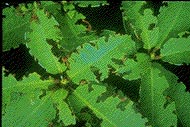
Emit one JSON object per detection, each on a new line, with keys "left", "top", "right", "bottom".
{"left": 121, "top": 1, "right": 145, "bottom": 34}
{"left": 3, "top": 91, "right": 56, "bottom": 127}
{"left": 121, "top": 2, "right": 159, "bottom": 49}
{"left": 67, "top": 34, "right": 136, "bottom": 84}
{"left": 121, "top": 1, "right": 145, "bottom": 21}
{"left": 2, "top": 72, "right": 54, "bottom": 110}
{"left": 160, "top": 37, "right": 190, "bottom": 65}
{"left": 61, "top": 4, "right": 93, "bottom": 51}
{"left": 51, "top": 89, "right": 76, "bottom": 126}
{"left": 27, "top": 8, "right": 66, "bottom": 74}
{"left": 73, "top": 1, "right": 109, "bottom": 7}
{"left": 72, "top": 84, "right": 147, "bottom": 127}
{"left": 166, "top": 83, "right": 190, "bottom": 127}
{"left": 137, "top": 54, "right": 177, "bottom": 127}
{"left": 122, "top": 1, "right": 158, "bottom": 49}
{"left": 116, "top": 59, "right": 141, "bottom": 80}
{"left": 44, "top": 2, "right": 98, "bottom": 53}
{"left": 2, "top": 70, "right": 75, "bottom": 126}
{"left": 157, "top": 2, "right": 190, "bottom": 47}
{"left": 136, "top": 9, "right": 159, "bottom": 49}
{"left": 3, "top": 6, "right": 30, "bottom": 51}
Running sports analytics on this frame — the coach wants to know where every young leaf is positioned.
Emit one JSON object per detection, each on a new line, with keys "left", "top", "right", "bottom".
{"left": 27, "top": 8, "right": 66, "bottom": 74}
{"left": 3, "top": 6, "right": 30, "bottom": 51}
{"left": 160, "top": 37, "right": 190, "bottom": 65}
{"left": 137, "top": 53, "right": 177, "bottom": 127}
{"left": 67, "top": 34, "right": 136, "bottom": 84}
{"left": 51, "top": 89, "right": 76, "bottom": 126}
{"left": 72, "top": 84, "right": 147, "bottom": 127}
{"left": 157, "top": 2, "right": 190, "bottom": 47}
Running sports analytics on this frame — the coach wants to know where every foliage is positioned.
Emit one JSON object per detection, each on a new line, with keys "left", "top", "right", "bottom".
{"left": 2, "top": 1, "right": 190, "bottom": 127}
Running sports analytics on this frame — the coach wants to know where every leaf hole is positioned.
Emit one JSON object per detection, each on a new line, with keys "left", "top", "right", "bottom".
{"left": 39, "top": 89, "right": 46, "bottom": 99}
{"left": 148, "top": 23, "right": 156, "bottom": 30}
{"left": 10, "top": 92, "right": 24, "bottom": 102}
{"left": 79, "top": 79, "right": 88, "bottom": 85}
{"left": 111, "top": 58, "right": 123, "bottom": 65}
{"left": 87, "top": 84, "right": 94, "bottom": 92}
{"left": 90, "top": 66, "right": 101, "bottom": 81}
{"left": 116, "top": 101, "right": 128, "bottom": 111}
{"left": 96, "top": 85, "right": 116, "bottom": 103}
{"left": 145, "top": 121, "right": 151, "bottom": 126}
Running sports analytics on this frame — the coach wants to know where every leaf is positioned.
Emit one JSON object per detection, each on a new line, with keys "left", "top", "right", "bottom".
{"left": 43, "top": 2, "right": 98, "bottom": 53}
{"left": 67, "top": 34, "right": 136, "bottom": 84}
{"left": 121, "top": 1, "right": 145, "bottom": 33}
{"left": 27, "top": 8, "right": 66, "bottom": 74}
{"left": 174, "top": 84, "right": 190, "bottom": 127}
{"left": 137, "top": 53, "right": 177, "bottom": 127}
{"left": 157, "top": 2, "right": 190, "bottom": 47}
{"left": 121, "top": 1, "right": 145, "bottom": 21}
{"left": 51, "top": 89, "right": 76, "bottom": 126}
{"left": 3, "top": 6, "right": 30, "bottom": 51}
{"left": 2, "top": 70, "right": 75, "bottom": 126}
{"left": 73, "top": 1, "right": 109, "bottom": 7}
{"left": 121, "top": 2, "right": 158, "bottom": 49}
{"left": 163, "top": 69, "right": 190, "bottom": 127}
{"left": 160, "top": 37, "right": 190, "bottom": 65}
{"left": 3, "top": 90, "right": 56, "bottom": 127}
{"left": 72, "top": 84, "right": 147, "bottom": 127}
{"left": 116, "top": 59, "right": 141, "bottom": 80}
{"left": 2, "top": 72, "right": 54, "bottom": 110}
{"left": 166, "top": 83, "right": 190, "bottom": 127}
{"left": 135, "top": 9, "right": 159, "bottom": 49}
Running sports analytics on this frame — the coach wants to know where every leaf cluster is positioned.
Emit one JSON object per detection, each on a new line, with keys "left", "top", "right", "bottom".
{"left": 2, "top": 1, "right": 190, "bottom": 127}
